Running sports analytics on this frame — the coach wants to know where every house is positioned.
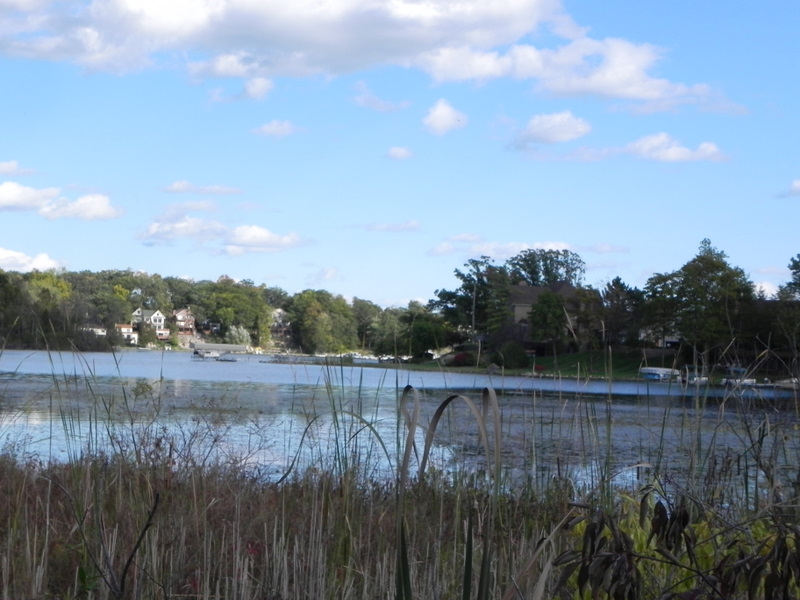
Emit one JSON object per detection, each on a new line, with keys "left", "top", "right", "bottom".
{"left": 172, "top": 307, "right": 196, "bottom": 334}
{"left": 81, "top": 325, "right": 107, "bottom": 337}
{"left": 115, "top": 323, "right": 139, "bottom": 345}
{"left": 131, "top": 308, "right": 170, "bottom": 340}
{"left": 132, "top": 308, "right": 166, "bottom": 329}
{"left": 509, "top": 281, "right": 579, "bottom": 325}
{"left": 508, "top": 281, "right": 601, "bottom": 350}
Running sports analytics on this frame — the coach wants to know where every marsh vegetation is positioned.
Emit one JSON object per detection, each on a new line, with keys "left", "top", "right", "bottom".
{"left": 2, "top": 350, "right": 800, "bottom": 599}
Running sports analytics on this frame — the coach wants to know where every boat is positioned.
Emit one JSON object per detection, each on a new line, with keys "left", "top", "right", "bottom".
{"left": 774, "top": 378, "right": 798, "bottom": 390}
{"left": 681, "top": 366, "right": 709, "bottom": 386}
{"left": 639, "top": 367, "right": 680, "bottom": 381}
{"left": 192, "top": 349, "right": 220, "bottom": 360}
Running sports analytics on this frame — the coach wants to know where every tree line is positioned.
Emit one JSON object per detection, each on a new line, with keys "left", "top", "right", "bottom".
{"left": 1, "top": 240, "right": 800, "bottom": 371}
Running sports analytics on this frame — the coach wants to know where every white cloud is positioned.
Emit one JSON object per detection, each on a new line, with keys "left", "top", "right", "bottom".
{"left": 140, "top": 215, "right": 228, "bottom": 244}
{"left": 0, "top": 247, "right": 61, "bottom": 272}
{"left": 450, "top": 233, "right": 483, "bottom": 243}
{"left": 470, "top": 241, "right": 571, "bottom": 260}
{"left": 582, "top": 243, "right": 629, "bottom": 254}
{"left": 386, "top": 146, "right": 412, "bottom": 160}
{"left": 164, "top": 180, "right": 241, "bottom": 194}
{"left": 789, "top": 180, "right": 800, "bottom": 196}
{"left": 253, "top": 120, "right": 299, "bottom": 137}
{"left": 626, "top": 133, "right": 725, "bottom": 162}
{"left": 367, "top": 220, "right": 420, "bottom": 232}
{"left": 419, "top": 38, "right": 710, "bottom": 107}
{"left": 0, "top": 181, "right": 58, "bottom": 210}
{"left": 0, "top": 1, "right": 714, "bottom": 108}
{"left": 516, "top": 110, "right": 590, "bottom": 146}
{"left": 224, "top": 225, "right": 302, "bottom": 255}
{"left": 245, "top": 76, "right": 273, "bottom": 100}
{"left": 755, "top": 281, "right": 778, "bottom": 298}
{"left": 0, "top": 181, "right": 123, "bottom": 220}
{"left": 423, "top": 99, "right": 467, "bottom": 135}
{"left": 428, "top": 242, "right": 455, "bottom": 256}
{"left": 38, "top": 193, "right": 124, "bottom": 220}
{"left": 308, "top": 267, "right": 340, "bottom": 284}
{"left": 0, "top": 160, "right": 33, "bottom": 175}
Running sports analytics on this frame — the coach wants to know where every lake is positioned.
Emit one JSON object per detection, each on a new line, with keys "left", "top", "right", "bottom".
{"left": 1, "top": 348, "right": 798, "bottom": 491}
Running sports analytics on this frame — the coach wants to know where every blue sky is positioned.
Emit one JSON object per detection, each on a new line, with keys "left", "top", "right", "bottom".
{"left": 1, "top": 0, "right": 798, "bottom": 307}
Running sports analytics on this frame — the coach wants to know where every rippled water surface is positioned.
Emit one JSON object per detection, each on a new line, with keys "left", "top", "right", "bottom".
{"left": 1, "top": 349, "right": 798, "bottom": 489}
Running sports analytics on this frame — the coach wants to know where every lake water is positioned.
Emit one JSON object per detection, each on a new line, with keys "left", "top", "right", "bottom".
{"left": 1, "top": 349, "right": 798, "bottom": 492}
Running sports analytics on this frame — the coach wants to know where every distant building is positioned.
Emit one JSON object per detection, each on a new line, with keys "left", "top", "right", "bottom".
{"left": 131, "top": 308, "right": 170, "bottom": 340}
{"left": 115, "top": 323, "right": 139, "bottom": 345}
{"left": 172, "top": 307, "right": 196, "bottom": 334}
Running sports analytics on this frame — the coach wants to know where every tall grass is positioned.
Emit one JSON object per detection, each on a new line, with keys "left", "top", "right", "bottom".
{"left": 0, "top": 348, "right": 799, "bottom": 598}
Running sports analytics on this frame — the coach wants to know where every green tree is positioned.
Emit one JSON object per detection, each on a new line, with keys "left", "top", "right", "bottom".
{"left": 601, "top": 277, "right": 645, "bottom": 346}
{"left": 352, "top": 297, "right": 382, "bottom": 350}
{"left": 644, "top": 239, "right": 754, "bottom": 361}
{"left": 507, "top": 248, "right": 585, "bottom": 287}
{"left": 289, "top": 290, "right": 357, "bottom": 354}
{"left": 528, "top": 289, "right": 567, "bottom": 353}
{"left": 224, "top": 324, "right": 252, "bottom": 346}
{"left": 429, "top": 256, "right": 506, "bottom": 338}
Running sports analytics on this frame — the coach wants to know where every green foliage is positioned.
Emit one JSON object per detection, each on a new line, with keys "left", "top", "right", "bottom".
{"left": 601, "top": 277, "right": 644, "bottom": 346}
{"left": 496, "top": 340, "right": 529, "bottom": 369}
{"left": 557, "top": 491, "right": 800, "bottom": 600}
{"left": 224, "top": 324, "right": 252, "bottom": 345}
{"left": 643, "top": 239, "right": 755, "bottom": 356}
{"left": 289, "top": 289, "right": 358, "bottom": 354}
{"left": 507, "top": 248, "right": 586, "bottom": 287}
{"left": 430, "top": 249, "right": 587, "bottom": 343}
{"left": 528, "top": 289, "right": 567, "bottom": 345}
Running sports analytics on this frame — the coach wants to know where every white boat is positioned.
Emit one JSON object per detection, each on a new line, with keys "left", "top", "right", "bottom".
{"left": 775, "top": 378, "right": 798, "bottom": 390}
{"left": 192, "top": 349, "right": 220, "bottom": 360}
{"left": 639, "top": 367, "right": 680, "bottom": 381}
{"left": 681, "top": 367, "right": 709, "bottom": 386}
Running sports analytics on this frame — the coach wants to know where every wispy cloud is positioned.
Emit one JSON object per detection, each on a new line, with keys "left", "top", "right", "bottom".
{"left": 307, "top": 267, "right": 341, "bottom": 285}
{"left": 164, "top": 180, "right": 242, "bottom": 195}
{"left": 366, "top": 220, "right": 421, "bottom": 232}
{"left": 386, "top": 147, "right": 413, "bottom": 160}
{"left": 0, "top": 160, "right": 33, "bottom": 175}
{"left": 253, "top": 120, "right": 301, "bottom": 137}
{"left": 778, "top": 179, "right": 800, "bottom": 197}
{"left": 626, "top": 133, "right": 725, "bottom": 162}
{"left": 354, "top": 82, "right": 410, "bottom": 112}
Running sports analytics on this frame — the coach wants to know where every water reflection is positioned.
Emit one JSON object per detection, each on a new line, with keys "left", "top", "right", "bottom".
{"left": 1, "top": 350, "right": 799, "bottom": 494}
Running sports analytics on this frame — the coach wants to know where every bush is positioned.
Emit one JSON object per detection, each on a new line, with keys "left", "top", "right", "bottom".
{"left": 497, "top": 341, "right": 529, "bottom": 369}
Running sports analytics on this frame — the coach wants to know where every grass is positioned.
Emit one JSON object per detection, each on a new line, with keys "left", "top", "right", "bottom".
{"left": 1, "top": 348, "right": 800, "bottom": 599}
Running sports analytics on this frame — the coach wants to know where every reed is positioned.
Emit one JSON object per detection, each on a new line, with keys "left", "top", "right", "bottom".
{"left": 0, "top": 348, "right": 798, "bottom": 599}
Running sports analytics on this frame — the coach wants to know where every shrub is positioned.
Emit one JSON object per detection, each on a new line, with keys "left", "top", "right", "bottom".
{"left": 497, "top": 341, "right": 529, "bottom": 369}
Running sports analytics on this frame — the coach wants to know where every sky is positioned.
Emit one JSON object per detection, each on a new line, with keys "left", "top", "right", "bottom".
{"left": 1, "top": 0, "right": 798, "bottom": 308}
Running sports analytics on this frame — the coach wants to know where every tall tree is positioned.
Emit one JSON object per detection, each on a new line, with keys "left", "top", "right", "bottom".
{"left": 528, "top": 289, "right": 567, "bottom": 352}
{"left": 429, "top": 256, "right": 507, "bottom": 338}
{"left": 507, "top": 248, "right": 585, "bottom": 287}
{"left": 288, "top": 290, "right": 357, "bottom": 354}
{"left": 352, "top": 297, "right": 382, "bottom": 350}
{"left": 601, "top": 277, "right": 644, "bottom": 346}
{"left": 644, "top": 239, "right": 754, "bottom": 359}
